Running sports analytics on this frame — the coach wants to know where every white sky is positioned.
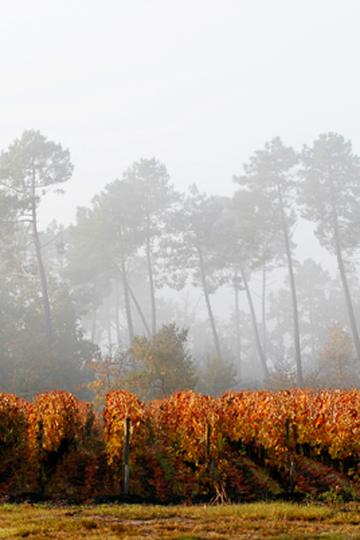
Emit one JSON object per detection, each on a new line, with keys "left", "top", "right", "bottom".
{"left": 1, "top": 0, "right": 359, "bottom": 269}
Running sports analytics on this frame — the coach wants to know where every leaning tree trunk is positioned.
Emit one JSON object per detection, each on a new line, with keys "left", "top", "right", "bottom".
{"left": 239, "top": 265, "right": 269, "bottom": 378}
{"left": 233, "top": 272, "right": 242, "bottom": 380}
{"left": 106, "top": 316, "right": 113, "bottom": 350}
{"left": 333, "top": 210, "right": 360, "bottom": 363}
{"left": 31, "top": 172, "right": 53, "bottom": 350}
{"left": 308, "top": 306, "right": 316, "bottom": 361}
{"left": 127, "top": 283, "right": 151, "bottom": 338}
{"left": 196, "top": 243, "right": 223, "bottom": 360}
{"left": 278, "top": 188, "right": 303, "bottom": 386}
{"left": 114, "top": 279, "right": 122, "bottom": 347}
{"left": 145, "top": 216, "right": 157, "bottom": 335}
{"left": 261, "top": 262, "right": 268, "bottom": 358}
{"left": 91, "top": 309, "right": 97, "bottom": 343}
{"left": 117, "top": 225, "right": 134, "bottom": 345}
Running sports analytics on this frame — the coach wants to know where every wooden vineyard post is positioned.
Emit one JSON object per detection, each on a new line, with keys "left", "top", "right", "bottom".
{"left": 205, "top": 423, "right": 211, "bottom": 461}
{"left": 123, "top": 417, "right": 130, "bottom": 497}
{"left": 36, "top": 418, "right": 47, "bottom": 498}
{"left": 285, "top": 417, "right": 297, "bottom": 494}
{"left": 205, "top": 422, "right": 216, "bottom": 492}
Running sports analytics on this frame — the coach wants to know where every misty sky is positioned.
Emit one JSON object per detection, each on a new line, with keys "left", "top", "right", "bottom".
{"left": 1, "top": 0, "right": 359, "bottom": 268}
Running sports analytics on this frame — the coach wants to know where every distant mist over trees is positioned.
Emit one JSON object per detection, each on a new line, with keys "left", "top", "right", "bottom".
{"left": 1, "top": 130, "right": 359, "bottom": 399}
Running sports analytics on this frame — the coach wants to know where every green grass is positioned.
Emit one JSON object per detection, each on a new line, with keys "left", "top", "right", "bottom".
{"left": 0, "top": 502, "right": 359, "bottom": 539}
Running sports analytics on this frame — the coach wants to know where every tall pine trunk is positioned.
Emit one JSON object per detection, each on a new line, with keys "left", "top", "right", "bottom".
{"left": 31, "top": 171, "right": 53, "bottom": 350}
{"left": 333, "top": 210, "right": 360, "bottom": 362}
{"left": 117, "top": 224, "right": 134, "bottom": 345}
{"left": 196, "top": 243, "right": 222, "bottom": 360}
{"left": 234, "top": 272, "right": 242, "bottom": 380}
{"left": 261, "top": 262, "right": 268, "bottom": 358}
{"left": 309, "top": 307, "right": 316, "bottom": 360}
{"left": 145, "top": 216, "right": 157, "bottom": 335}
{"left": 278, "top": 187, "right": 303, "bottom": 386}
{"left": 114, "top": 279, "right": 122, "bottom": 347}
{"left": 106, "top": 317, "right": 112, "bottom": 349}
{"left": 127, "top": 283, "right": 151, "bottom": 338}
{"left": 240, "top": 266, "right": 269, "bottom": 377}
{"left": 91, "top": 309, "right": 97, "bottom": 343}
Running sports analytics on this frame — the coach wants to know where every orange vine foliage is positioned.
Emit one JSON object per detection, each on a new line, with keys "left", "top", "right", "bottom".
{"left": 28, "top": 391, "right": 83, "bottom": 453}
{"left": 151, "top": 391, "right": 219, "bottom": 464}
{"left": 26, "top": 391, "right": 101, "bottom": 500}
{"left": 146, "top": 391, "right": 221, "bottom": 500}
{"left": 0, "top": 394, "right": 30, "bottom": 494}
{"left": 103, "top": 390, "right": 147, "bottom": 497}
{"left": 0, "top": 393, "right": 29, "bottom": 448}
{"left": 219, "top": 389, "right": 360, "bottom": 465}
{"left": 0, "top": 389, "right": 358, "bottom": 501}
{"left": 103, "top": 390, "right": 145, "bottom": 465}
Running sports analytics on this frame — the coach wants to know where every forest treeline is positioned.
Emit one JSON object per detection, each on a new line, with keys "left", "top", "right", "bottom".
{"left": 0, "top": 130, "right": 359, "bottom": 400}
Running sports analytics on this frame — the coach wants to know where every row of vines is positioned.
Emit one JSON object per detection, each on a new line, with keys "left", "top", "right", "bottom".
{"left": 0, "top": 389, "right": 359, "bottom": 502}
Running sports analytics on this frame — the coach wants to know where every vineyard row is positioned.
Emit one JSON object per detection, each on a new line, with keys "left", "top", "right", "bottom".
{"left": 0, "top": 389, "right": 359, "bottom": 502}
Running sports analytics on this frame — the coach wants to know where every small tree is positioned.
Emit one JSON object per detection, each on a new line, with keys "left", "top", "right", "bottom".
{"left": 318, "top": 324, "right": 359, "bottom": 388}
{"left": 130, "top": 323, "right": 197, "bottom": 399}
{"left": 85, "top": 350, "right": 134, "bottom": 407}
{"left": 196, "top": 355, "right": 237, "bottom": 396}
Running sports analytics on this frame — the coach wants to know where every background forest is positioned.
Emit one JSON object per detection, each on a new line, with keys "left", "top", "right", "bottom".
{"left": 0, "top": 130, "right": 359, "bottom": 401}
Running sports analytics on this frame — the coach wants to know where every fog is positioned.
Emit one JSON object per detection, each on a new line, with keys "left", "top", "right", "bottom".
{"left": 0, "top": 0, "right": 360, "bottom": 399}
